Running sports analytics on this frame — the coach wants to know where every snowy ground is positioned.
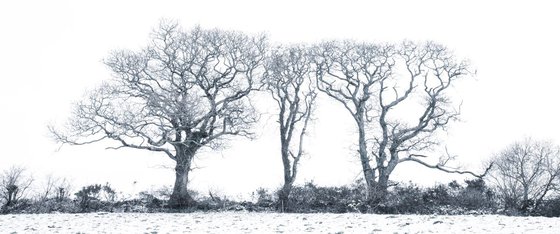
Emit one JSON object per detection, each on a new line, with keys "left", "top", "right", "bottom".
{"left": 0, "top": 212, "right": 559, "bottom": 233}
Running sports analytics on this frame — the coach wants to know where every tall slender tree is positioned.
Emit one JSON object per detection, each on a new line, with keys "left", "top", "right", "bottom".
{"left": 263, "top": 45, "right": 317, "bottom": 211}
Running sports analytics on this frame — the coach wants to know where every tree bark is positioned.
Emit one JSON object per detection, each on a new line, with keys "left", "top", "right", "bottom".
{"left": 357, "top": 119, "right": 376, "bottom": 202}
{"left": 168, "top": 149, "right": 196, "bottom": 208}
{"left": 373, "top": 173, "right": 390, "bottom": 202}
{"left": 5, "top": 185, "right": 18, "bottom": 207}
{"left": 278, "top": 142, "right": 295, "bottom": 212}
{"left": 6, "top": 194, "right": 13, "bottom": 207}
{"left": 278, "top": 182, "right": 293, "bottom": 212}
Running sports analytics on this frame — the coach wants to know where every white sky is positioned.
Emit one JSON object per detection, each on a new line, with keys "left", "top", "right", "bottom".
{"left": 1, "top": 0, "right": 559, "bottom": 199}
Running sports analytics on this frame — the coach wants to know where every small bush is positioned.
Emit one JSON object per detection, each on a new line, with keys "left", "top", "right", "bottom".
{"left": 0, "top": 199, "right": 33, "bottom": 214}
{"left": 28, "top": 198, "right": 80, "bottom": 213}
{"left": 137, "top": 186, "right": 174, "bottom": 210}
{"left": 534, "top": 196, "right": 560, "bottom": 217}
{"left": 75, "top": 183, "right": 117, "bottom": 212}
{"left": 455, "top": 179, "right": 496, "bottom": 211}
{"left": 138, "top": 192, "right": 164, "bottom": 209}
{"left": 376, "top": 183, "right": 427, "bottom": 214}
{"left": 75, "top": 184, "right": 102, "bottom": 212}
{"left": 195, "top": 190, "right": 244, "bottom": 211}
{"left": 0, "top": 166, "right": 33, "bottom": 212}
{"left": 287, "top": 181, "right": 366, "bottom": 213}
{"left": 253, "top": 187, "right": 274, "bottom": 207}
{"left": 371, "top": 179, "right": 498, "bottom": 215}
{"left": 423, "top": 184, "right": 452, "bottom": 206}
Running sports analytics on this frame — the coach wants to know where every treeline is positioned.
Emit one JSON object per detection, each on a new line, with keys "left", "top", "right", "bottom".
{"left": 39, "top": 20, "right": 559, "bottom": 213}
{"left": 1, "top": 169, "right": 560, "bottom": 217}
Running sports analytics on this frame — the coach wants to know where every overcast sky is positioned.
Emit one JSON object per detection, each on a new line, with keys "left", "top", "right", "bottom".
{"left": 1, "top": 0, "right": 559, "bottom": 198}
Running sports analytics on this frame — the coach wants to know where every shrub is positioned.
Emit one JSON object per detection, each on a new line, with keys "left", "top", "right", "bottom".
{"left": 75, "top": 184, "right": 102, "bottom": 212}
{"left": 195, "top": 190, "right": 245, "bottom": 211}
{"left": 534, "top": 196, "right": 560, "bottom": 217}
{"left": 102, "top": 183, "right": 116, "bottom": 203}
{"left": 455, "top": 179, "right": 496, "bottom": 211}
{"left": 0, "top": 166, "right": 33, "bottom": 212}
{"left": 253, "top": 187, "right": 274, "bottom": 208}
{"left": 371, "top": 179, "right": 498, "bottom": 215}
{"left": 28, "top": 198, "right": 80, "bottom": 213}
{"left": 75, "top": 183, "right": 117, "bottom": 212}
{"left": 423, "top": 184, "right": 452, "bottom": 207}
{"left": 137, "top": 186, "right": 174, "bottom": 210}
{"left": 376, "top": 183, "right": 427, "bottom": 214}
{"left": 287, "top": 181, "right": 366, "bottom": 213}
{"left": 0, "top": 199, "right": 32, "bottom": 214}
{"left": 138, "top": 192, "right": 164, "bottom": 209}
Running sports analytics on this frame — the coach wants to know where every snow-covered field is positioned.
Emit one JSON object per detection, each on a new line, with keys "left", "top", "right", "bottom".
{"left": 1, "top": 212, "right": 558, "bottom": 233}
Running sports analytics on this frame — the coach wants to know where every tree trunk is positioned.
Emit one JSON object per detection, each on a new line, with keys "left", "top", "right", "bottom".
{"left": 5, "top": 185, "right": 18, "bottom": 207}
{"left": 278, "top": 142, "right": 295, "bottom": 212}
{"left": 168, "top": 149, "right": 196, "bottom": 208}
{"left": 278, "top": 182, "right": 293, "bottom": 212}
{"left": 372, "top": 153, "right": 397, "bottom": 203}
{"left": 373, "top": 174, "right": 390, "bottom": 203}
{"left": 520, "top": 184, "right": 530, "bottom": 211}
{"left": 522, "top": 185, "right": 529, "bottom": 202}
{"left": 357, "top": 122, "right": 376, "bottom": 201}
{"left": 5, "top": 195, "right": 12, "bottom": 207}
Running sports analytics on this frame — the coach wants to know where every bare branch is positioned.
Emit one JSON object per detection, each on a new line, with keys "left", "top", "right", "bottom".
{"left": 488, "top": 138, "right": 560, "bottom": 210}
{"left": 264, "top": 44, "right": 317, "bottom": 207}
{"left": 0, "top": 166, "right": 34, "bottom": 208}
{"left": 49, "top": 21, "right": 267, "bottom": 208}
{"left": 401, "top": 156, "right": 493, "bottom": 178}
{"left": 317, "top": 40, "right": 474, "bottom": 200}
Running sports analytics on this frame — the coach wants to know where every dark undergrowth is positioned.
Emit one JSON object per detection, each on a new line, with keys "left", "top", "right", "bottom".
{"left": 2, "top": 179, "right": 559, "bottom": 217}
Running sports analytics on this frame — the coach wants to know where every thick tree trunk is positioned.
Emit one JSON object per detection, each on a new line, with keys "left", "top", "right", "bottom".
{"left": 5, "top": 185, "right": 18, "bottom": 207}
{"left": 357, "top": 122, "right": 376, "bottom": 201}
{"left": 7, "top": 195, "right": 13, "bottom": 207}
{"left": 372, "top": 152, "right": 398, "bottom": 203}
{"left": 522, "top": 185, "right": 529, "bottom": 202}
{"left": 278, "top": 143, "right": 295, "bottom": 212}
{"left": 168, "top": 149, "right": 196, "bottom": 208}
{"left": 278, "top": 182, "right": 293, "bottom": 212}
{"left": 373, "top": 174, "right": 390, "bottom": 203}
{"left": 5, "top": 197, "right": 12, "bottom": 207}
{"left": 520, "top": 184, "right": 531, "bottom": 211}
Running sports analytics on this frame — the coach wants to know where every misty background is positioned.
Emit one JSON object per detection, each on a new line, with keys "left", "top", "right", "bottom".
{"left": 1, "top": 0, "right": 559, "bottom": 199}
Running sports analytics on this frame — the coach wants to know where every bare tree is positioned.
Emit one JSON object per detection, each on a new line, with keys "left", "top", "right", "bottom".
{"left": 263, "top": 45, "right": 317, "bottom": 211}
{"left": 38, "top": 175, "right": 71, "bottom": 202}
{"left": 54, "top": 179, "right": 72, "bottom": 202}
{"left": 488, "top": 138, "right": 560, "bottom": 211}
{"left": 314, "top": 41, "right": 393, "bottom": 200}
{"left": 50, "top": 21, "right": 267, "bottom": 208}
{"left": 38, "top": 175, "right": 56, "bottom": 202}
{"left": 315, "top": 41, "right": 486, "bottom": 202}
{"left": 0, "top": 166, "right": 33, "bottom": 209}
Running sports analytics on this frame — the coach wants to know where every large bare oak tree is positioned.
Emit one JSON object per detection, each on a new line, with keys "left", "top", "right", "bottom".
{"left": 50, "top": 22, "right": 266, "bottom": 208}
{"left": 263, "top": 45, "right": 317, "bottom": 211}
{"left": 315, "top": 41, "right": 486, "bottom": 202}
